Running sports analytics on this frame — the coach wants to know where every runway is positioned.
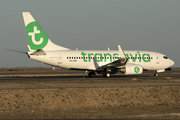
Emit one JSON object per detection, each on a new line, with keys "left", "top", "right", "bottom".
{"left": 0, "top": 70, "right": 179, "bottom": 90}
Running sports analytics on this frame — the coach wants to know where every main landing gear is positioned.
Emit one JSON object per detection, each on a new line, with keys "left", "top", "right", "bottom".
{"left": 88, "top": 71, "right": 96, "bottom": 78}
{"left": 87, "top": 71, "right": 111, "bottom": 78}
{"left": 103, "top": 71, "right": 111, "bottom": 78}
{"left": 103, "top": 69, "right": 111, "bottom": 78}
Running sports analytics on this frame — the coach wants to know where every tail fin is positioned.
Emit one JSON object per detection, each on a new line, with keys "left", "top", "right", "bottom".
{"left": 22, "top": 12, "right": 70, "bottom": 51}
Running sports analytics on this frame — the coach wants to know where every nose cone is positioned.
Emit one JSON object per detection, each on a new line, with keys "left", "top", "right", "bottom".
{"left": 169, "top": 59, "right": 175, "bottom": 66}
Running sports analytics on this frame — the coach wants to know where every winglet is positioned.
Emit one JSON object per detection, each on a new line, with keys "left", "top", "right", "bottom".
{"left": 118, "top": 45, "right": 126, "bottom": 58}
{"left": 118, "top": 45, "right": 128, "bottom": 64}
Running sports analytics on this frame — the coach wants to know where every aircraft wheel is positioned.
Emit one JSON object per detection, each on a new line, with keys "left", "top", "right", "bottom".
{"left": 88, "top": 72, "right": 96, "bottom": 78}
{"left": 103, "top": 72, "right": 111, "bottom": 78}
{"left": 154, "top": 73, "right": 158, "bottom": 77}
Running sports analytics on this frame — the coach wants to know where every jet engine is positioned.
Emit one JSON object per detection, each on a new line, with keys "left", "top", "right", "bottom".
{"left": 119, "top": 65, "right": 143, "bottom": 75}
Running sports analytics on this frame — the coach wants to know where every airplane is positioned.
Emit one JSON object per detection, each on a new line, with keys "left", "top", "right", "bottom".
{"left": 7, "top": 12, "right": 175, "bottom": 78}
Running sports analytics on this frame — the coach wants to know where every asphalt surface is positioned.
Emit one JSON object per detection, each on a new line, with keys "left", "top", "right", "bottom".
{"left": 0, "top": 70, "right": 179, "bottom": 90}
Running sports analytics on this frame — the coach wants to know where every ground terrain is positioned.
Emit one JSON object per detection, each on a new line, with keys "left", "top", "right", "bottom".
{"left": 0, "top": 67, "right": 179, "bottom": 119}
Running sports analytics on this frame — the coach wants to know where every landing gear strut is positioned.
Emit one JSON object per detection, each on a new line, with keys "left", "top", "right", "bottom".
{"left": 103, "top": 72, "right": 111, "bottom": 78}
{"left": 103, "top": 69, "right": 111, "bottom": 78}
{"left": 154, "top": 71, "right": 158, "bottom": 77}
{"left": 88, "top": 71, "right": 96, "bottom": 78}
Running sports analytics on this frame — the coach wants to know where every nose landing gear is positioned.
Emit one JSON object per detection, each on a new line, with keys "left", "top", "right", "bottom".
{"left": 154, "top": 70, "right": 158, "bottom": 77}
{"left": 154, "top": 73, "right": 158, "bottom": 77}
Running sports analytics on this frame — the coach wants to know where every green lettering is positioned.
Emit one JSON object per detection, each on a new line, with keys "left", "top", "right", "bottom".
{"left": 142, "top": 54, "right": 150, "bottom": 62}
{"left": 129, "top": 54, "right": 137, "bottom": 62}
{"left": 88, "top": 53, "right": 94, "bottom": 62}
{"left": 138, "top": 51, "right": 141, "bottom": 62}
{"left": 104, "top": 53, "right": 112, "bottom": 62}
{"left": 94, "top": 53, "right": 103, "bottom": 62}
{"left": 81, "top": 52, "right": 151, "bottom": 63}
{"left": 81, "top": 52, "right": 87, "bottom": 62}
{"left": 113, "top": 53, "right": 119, "bottom": 61}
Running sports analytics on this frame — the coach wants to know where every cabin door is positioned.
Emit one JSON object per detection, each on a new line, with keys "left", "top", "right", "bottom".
{"left": 156, "top": 55, "right": 159, "bottom": 64}
{"left": 58, "top": 54, "right": 63, "bottom": 64}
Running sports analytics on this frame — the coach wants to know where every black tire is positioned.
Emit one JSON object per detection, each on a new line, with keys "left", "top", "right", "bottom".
{"left": 154, "top": 73, "right": 158, "bottom": 77}
{"left": 103, "top": 72, "right": 111, "bottom": 78}
{"left": 88, "top": 72, "right": 96, "bottom": 78}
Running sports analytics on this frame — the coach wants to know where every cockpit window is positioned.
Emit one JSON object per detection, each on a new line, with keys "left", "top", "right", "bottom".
{"left": 163, "top": 56, "right": 168, "bottom": 59}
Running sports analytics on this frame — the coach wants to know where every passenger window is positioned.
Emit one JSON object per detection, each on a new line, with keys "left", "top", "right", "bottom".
{"left": 163, "top": 56, "right": 168, "bottom": 59}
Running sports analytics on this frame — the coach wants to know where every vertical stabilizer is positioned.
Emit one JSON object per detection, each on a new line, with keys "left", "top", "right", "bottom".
{"left": 22, "top": 12, "right": 70, "bottom": 51}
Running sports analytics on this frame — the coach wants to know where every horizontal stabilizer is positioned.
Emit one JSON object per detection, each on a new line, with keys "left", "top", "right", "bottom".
{"left": 30, "top": 49, "right": 46, "bottom": 55}
{"left": 5, "top": 49, "right": 27, "bottom": 54}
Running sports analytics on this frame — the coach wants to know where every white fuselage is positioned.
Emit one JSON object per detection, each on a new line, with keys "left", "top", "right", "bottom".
{"left": 28, "top": 50, "right": 174, "bottom": 71}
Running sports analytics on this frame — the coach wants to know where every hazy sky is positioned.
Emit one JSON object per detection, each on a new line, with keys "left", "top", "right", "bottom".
{"left": 0, "top": 0, "right": 180, "bottom": 67}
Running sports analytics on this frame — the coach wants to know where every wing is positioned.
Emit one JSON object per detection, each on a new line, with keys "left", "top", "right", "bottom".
{"left": 97, "top": 45, "right": 128, "bottom": 70}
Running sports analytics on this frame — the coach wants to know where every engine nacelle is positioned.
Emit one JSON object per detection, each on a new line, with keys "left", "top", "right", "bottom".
{"left": 120, "top": 65, "right": 143, "bottom": 75}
